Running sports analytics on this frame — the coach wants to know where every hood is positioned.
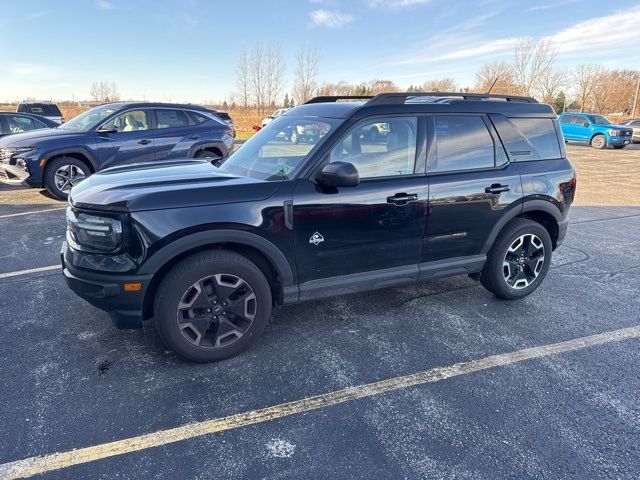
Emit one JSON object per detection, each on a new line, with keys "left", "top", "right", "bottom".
{"left": 608, "top": 124, "right": 634, "bottom": 132}
{"left": 0, "top": 127, "right": 85, "bottom": 147}
{"left": 69, "top": 159, "right": 280, "bottom": 212}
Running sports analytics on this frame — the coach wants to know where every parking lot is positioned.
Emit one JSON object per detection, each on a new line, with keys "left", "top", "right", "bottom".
{"left": 1, "top": 143, "right": 639, "bottom": 479}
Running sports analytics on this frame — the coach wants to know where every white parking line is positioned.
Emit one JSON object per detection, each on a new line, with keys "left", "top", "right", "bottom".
{"left": 0, "top": 207, "right": 66, "bottom": 219}
{"left": 1, "top": 324, "right": 639, "bottom": 479}
{"left": 0, "top": 265, "right": 59, "bottom": 279}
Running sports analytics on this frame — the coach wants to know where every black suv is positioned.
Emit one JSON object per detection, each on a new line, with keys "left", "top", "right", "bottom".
{"left": 62, "top": 93, "right": 576, "bottom": 362}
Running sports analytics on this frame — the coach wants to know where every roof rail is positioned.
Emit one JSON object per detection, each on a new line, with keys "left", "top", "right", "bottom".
{"left": 366, "top": 92, "right": 538, "bottom": 105}
{"left": 305, "top": 95, "right": 373, "bottom": 104}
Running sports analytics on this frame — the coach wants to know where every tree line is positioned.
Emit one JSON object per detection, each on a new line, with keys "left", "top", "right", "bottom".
{"left": 232, "top": 39, "right": 639, "bottom": 116}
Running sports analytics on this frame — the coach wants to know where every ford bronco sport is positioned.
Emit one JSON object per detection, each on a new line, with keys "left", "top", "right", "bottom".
{"left": 62, "top": 93, "right": 576, "bottom": 362}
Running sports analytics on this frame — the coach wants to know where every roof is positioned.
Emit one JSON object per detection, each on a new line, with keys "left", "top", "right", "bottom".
{"left": 98, "top": 102, "right": 212, "bottom": 112}
{"left": 287, "top": 93, "right": 556, "bottom": 119}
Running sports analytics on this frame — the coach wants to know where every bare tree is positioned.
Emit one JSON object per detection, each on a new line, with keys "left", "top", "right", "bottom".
{"left": 234, "top": 49, "right": 250, "bottom": 108}
{"left": 573, "top": 63, "right": 605, "bottom": 112}
{"left": 474, "top": 61, "right": 519, "bottom": 94}
{"left": 89, "top": 81, "right": 120, "bottom": 103}
{"left": 365, "top": 79, "right": 399, "bottom": 95}
{"left": 264, "top": 43, "right": 286, "bottom": 109}
{"left": 421, "top": 78, "right": 458, "bottom": 92}
{"left": 316, "top": 81, "right": 354, "bottom": 96}
{"left": 292, "top": 46, "right": 320, "bottom": 104}
{"left": 513, "top": 38, "right": 556, "bottom": 97}
{"left": 538, "top": 68, "right": 566, "bottom": 105}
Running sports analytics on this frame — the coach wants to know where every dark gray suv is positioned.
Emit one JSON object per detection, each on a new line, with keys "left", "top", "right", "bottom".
{"left": 0, "top": 102, "right": 234, "bottom": 199}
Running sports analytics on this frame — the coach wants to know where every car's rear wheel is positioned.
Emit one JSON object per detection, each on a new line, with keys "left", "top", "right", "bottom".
{"left": 195, "top": 149, "right": 219, "bottom": 159}
{"left": 43, "top": 157, "right": 90, "bottom": 200}
{"left": 590, "top": 134, "right": 606, "bottom": 149}
{"left": 154, "top": 250, "right": 272, "bottom": 362}
{"left": 480, "top": 218, "right": 552, "bottom": 299}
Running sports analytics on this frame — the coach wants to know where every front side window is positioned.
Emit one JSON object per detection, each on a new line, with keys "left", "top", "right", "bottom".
{"left": 104, "top": 110, "right": 149, "bottom": 132}
{"left": 155, "top": 109, "right": 189, "bottom": 129}
{"left": 220, "top": 115, "right": 338, "bottom": 181}
{"left": 586, "top": 114, "right": 611, "bottom": 125}
{"left": 7, "top": 115, "right": 36, "bottom": 133}
{"left": 434, "top": 115, "right": 494, "bottom": 172}
{"left": 329, "top": 117, "right": 417, "bottom": 178}
{"left": 59, "top": 105, "right": 118, "bottom": 131}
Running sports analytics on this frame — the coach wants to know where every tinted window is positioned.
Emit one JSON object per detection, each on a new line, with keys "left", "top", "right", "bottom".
{"left": 329, "top": 117, "right": 417, "bottom": 178}
{"left": 18, "top": 103, "right": 62, "bottom": 116}
{"left": 560, "top": 115, "right": 577, "bottom": 124}
{"left": 187, "top": 111, "right": 208, "bottom": 125}
{"left": 156, "top": 109, "right": 189, "bottom": 129}
{"left": 434, "top": 116, "right": 494, "bottom": 172}
{"left": 510, "top": 118, "right": 561, "bottom": 159}
{"left": 6, "top": 115, "right": 37, "bottom": 133}
{"left": 105, "top": 110, "right": 149, "bottom": 132}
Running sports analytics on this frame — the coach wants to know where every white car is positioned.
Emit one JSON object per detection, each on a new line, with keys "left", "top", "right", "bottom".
{"left": 261, "top": 108, "right": 289, "bottom": 127}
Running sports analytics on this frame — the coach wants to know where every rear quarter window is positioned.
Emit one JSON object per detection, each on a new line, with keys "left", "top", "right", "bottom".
{"left": 490, "top": 115, "right": 562, "bottom": 161}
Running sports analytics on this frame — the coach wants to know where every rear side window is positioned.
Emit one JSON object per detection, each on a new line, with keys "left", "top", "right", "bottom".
{"left": 509, "top": 118, "right": 561, "bottom": 160}
{"left": 560, "top": 115, "right": 577, "bottom": 124}
{"left": 187, "top": 111, "right": 208, "bottom": 125}
{"left": 433, "top": 116, "right": 495, "bottom": 172}
{"left": 155, "top": 109, "right": 189, "bottom": 129}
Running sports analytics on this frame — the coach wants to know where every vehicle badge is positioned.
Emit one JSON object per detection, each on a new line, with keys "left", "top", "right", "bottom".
{"left": 309, "top": 232, "right": 324, "bottom": 246}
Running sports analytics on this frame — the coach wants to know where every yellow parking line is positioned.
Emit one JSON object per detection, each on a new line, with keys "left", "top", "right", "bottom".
{"left": 0, "top": 207, "right": 66, "bottom": 219}
{"left": 1, "top": 324, "right": 639, "bottom": 479}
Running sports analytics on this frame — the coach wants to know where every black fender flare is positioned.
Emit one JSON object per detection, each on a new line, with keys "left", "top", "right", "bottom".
{"left": 481, "top": 199, "right": 562, "bottom": 254}
{"left": 42, "top": 147, "right": 99, "bottom": 172}
{"left": 138, "top": 229, "right": 295, "bottom": 288}
{"left": 188, "top": 141, "right": 228, "bottom": 158}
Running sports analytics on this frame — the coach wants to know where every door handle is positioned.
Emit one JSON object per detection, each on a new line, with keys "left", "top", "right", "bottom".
{"left": 387, "top": 192, "right": 418, "bottom": 205}
{"left": 138, "top": 139, "right": 152, "bottom": 145}
{"left": 485, "top": 184, "right": 510, "bottom": 194}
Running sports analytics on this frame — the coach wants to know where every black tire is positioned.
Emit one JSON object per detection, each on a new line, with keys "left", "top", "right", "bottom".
{"left": 590, "top": 134, "right": 606, "bottom": 149}
{"left": 43, "top": 157, "right": 91, "bottom": 200}
{"left": 480, "top": 218, "right": 552, "bottom": 300}
{"left": 153, "top": 249, "right": 272, "bottom": 362}
{"left": 612, "top": 145, "right": 626, "bottom": 149}
{"left": 290, "top": 130, "right": 299, "bottom": 144}
{"left": 195, "top": 149, "right": 218, "bottom": 159}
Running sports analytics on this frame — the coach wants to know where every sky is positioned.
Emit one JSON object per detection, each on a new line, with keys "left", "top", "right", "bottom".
{"left": 1, "top": 0, "right": 640, "bottom": 103}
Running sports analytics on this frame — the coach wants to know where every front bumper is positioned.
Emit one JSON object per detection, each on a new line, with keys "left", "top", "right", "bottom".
{"left": 0, "top": 164, "right": 30, "bottom": 185}
{"left": 607, "top": 136, "right": 631, "bottom": 146}
{"left": 61, "top": 242, "right": 153, "bottom": 329}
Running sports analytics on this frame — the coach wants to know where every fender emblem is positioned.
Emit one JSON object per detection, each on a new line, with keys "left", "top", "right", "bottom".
{"left": 309, "top": 232, "right": 324, "bottom": 246}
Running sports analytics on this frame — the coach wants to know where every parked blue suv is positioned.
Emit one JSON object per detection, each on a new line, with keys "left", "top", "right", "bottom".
{"left": 0, "top": 102, "right": 234, "bottom": 199}
{"left": 558, "top": 113, "right": 633, "bottom": 150}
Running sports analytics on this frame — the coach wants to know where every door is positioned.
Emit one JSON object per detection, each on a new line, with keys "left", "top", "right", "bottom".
{"left": 423, "top": 115, "right": 523, "bottom": 263}
{"left": 572, "top": 115, "right": 591, "bottom": 141}
{"left": 95, "top": 109, "right": 155, "bottom": 168}
{"left": 560, "top": 114, "right": 579, "bottom": 140}
{"left": 292, "top": 116, "right": 427, "bottom": 284}
{"left": 151, "top": 108, "right": 196, "bottom": 160}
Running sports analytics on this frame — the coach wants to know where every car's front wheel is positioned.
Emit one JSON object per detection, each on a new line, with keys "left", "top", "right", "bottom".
{"left": 480, "top": 218, "right": 552, "bottom": 299}
{"left": 43, "top": 157, "right": 90, "bottom": 200}
{"left": 154, "top": 250, "right": 272, "bottom": 362}
{"left": 590, "top": 134, "right": 606, "bottom": 149}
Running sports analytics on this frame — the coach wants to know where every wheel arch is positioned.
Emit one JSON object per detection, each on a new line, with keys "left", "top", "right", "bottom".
{"left": 188, "top": 141, "right": 227, "bottom": 159}
{"left": 139, "top": 230, "right": 297, "bottom": 320}
{"left": 482, "top": 200, "right": 562, "bottom": 254}
{"left": 42, "top": 148, "right": 99, "bottom": 172}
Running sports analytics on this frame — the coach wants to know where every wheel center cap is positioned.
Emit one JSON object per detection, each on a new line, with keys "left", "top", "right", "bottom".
{"left": 212, "top": 305, "right": 223, "bottom": 315}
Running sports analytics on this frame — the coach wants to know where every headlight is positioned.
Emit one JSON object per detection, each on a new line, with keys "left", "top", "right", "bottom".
{"left": 0, "top": 147, "right": 36, "bottom": 164}
{"left": 66, "top": 207, "right": 123, "bottom": 252}
{"left": 608, "top": 129, "right": 620, "bottom": 136}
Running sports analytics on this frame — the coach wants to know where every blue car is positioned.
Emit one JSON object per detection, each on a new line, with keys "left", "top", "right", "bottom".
{"left": 0, "top": 102, "right": 234, "bottom": 199}
{"left": 558, "top": 113, "right": 633, "bottom": 150}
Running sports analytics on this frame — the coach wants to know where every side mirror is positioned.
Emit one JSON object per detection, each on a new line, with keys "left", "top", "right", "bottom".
{"left": 317, "top": 161, "right": 359, "bottom": 188}
{"left": 97, "top": 124, "right": 118, "bottom": 133}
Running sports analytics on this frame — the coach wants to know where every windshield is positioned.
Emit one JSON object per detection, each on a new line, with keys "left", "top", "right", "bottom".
{"left": 586, "top": 115, "right": 611, "bottom": 125}
{"left": 220, "top": 115, "right": 338, "bottom": 181}
{"left": 59, "top": 105, "right": 119, "bottom": 131}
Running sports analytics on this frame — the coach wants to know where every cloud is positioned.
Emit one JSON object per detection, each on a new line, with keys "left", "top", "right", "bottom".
{"left": 528, "top": 0, "right": 579, "bottom": 12}
{"left": 368, "top": 0, "right": 430, "bottom": 7}
{"left": 309, "top": 9, "right": 353, "bottom": 28}
{"left": 96, "top": 0, "right": 113, "bottom": 10}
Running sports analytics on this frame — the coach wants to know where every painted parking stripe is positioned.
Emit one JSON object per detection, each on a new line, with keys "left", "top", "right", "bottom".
{"left": 1, "top": 325, "right": 639, "bottom": 480}
{"left": 0, "top": 265, "right": 59, "bottom": 280}
{"left": 0, "top": 207, "right": 66, "bottom": 219}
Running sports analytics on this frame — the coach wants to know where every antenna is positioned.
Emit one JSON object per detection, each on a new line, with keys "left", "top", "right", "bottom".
{"left": 486, "top": 77, "right": 499, "bottom": 94}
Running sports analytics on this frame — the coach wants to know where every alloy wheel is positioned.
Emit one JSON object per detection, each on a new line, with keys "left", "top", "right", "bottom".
{"left": 176, "top": 273, "right": 257, "bottom": 349}
{"left": 502, "top": 234, "right": 545, "bottom": 289}
{"left": 54, "top": 165, "right": 86, "bottom": 193}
